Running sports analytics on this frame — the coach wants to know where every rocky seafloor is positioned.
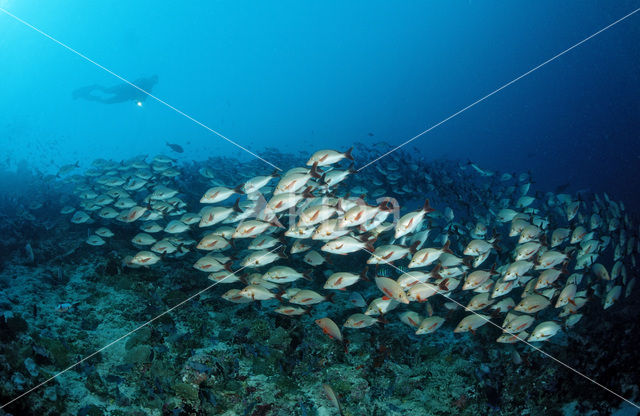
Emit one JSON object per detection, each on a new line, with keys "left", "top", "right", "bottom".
{"left": 0, "top": 218, "right": 638, "bottom": 416}
{"left": 0, "top": 147, "right": 639, "bottom": 416}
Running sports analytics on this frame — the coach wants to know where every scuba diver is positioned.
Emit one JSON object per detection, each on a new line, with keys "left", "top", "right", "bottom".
{"left": 72, "top": 75, "right": 158, "bottom": 105}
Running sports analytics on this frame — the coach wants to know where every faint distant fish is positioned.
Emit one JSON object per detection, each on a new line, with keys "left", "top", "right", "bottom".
{"left": 466, "top": 161, "right": 494, "bottom": 177}
{"left": 166, "top": 141, "right": 184, "bottom": 153}
{"left": 322, "top": 384, "right": 344, "bottom": 416}
{"left": 24, "top": 243, "right": 35, "bottom": 264}
{"left": 56, "top": 161, "right": 79, "bottom": 177}
{"left": 348, "top": 292, "right": 367, "bottom": 308}
{"left": 55, "top": 302, "right": 80, "bottom": 313}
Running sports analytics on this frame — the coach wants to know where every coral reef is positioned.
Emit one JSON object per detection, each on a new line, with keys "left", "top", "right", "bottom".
{"left": 0, "top": 146, "right": 637, "bottom": 415}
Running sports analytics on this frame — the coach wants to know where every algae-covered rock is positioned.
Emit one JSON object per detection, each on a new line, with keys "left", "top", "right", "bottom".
{"left": 77, "top": 404, "right": 104, "bottom": 416}
{"left": 80, "top": 314, "right": 100, "bottom": 331}
{"left": 112, "top": 275, "right": 135, "bottom": 290}
{"left": 124, "top": 345, "right": 151, "bottom": 364}
{"left": 248, "top": 318, "right": 270, "bottom": 341}
{"left": 24, "top": 357, "right": 38, "bottom": 377}
{"left": 0, "top": 314, "right": 28, "bottom": 340}
{"left": 43, "top": 386, "right": 57, "bottom": 401}
{"left": 11, "top": 372, "right": 27, "bottom": 391}
{"left": 251, "top": 355, "right": 280, "bottom": 376}
{"left": 84, "top": 372, "right": 109, "bottom": 397}
{"left": 125, "top": 326, "right": 152, "bottom": 350}
{"left": 150, "top": 358, "right": 173, "bottom": 379}
{"left": 39, "top": 337, "right": 73, "bottom": 367}
{"left": 6, "top": 315, "right": 28, "bottom": 333}
{"left": 164, "top": 290, "right": 188, "bottom": 305}
{"left": 173, "top": 381, "right": 199, "bottom": 403}
{"left": 218, "top": 329, "right": 233, "bottom": 342}
{"left": 267, "top": 326, "right": 291, "bottom": 349}
{"left": 419, "top": 344, "right": 440, "bottom": 360}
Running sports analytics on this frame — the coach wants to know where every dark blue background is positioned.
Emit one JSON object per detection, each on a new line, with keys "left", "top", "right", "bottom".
{"left": 0, "top": 1, "right": 638, "bottom": 208}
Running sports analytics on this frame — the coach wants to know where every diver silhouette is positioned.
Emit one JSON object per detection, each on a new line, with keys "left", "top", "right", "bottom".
{"left": 72, "top": 75, "right": 158, "bottom": 104}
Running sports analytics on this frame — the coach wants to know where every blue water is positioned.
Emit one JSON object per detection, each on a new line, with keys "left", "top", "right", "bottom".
{"left": 1, "top": 1, "right": 638, "bottom": 205}
{"left": 0, "top": 3, "right": 639, "bottom": 414}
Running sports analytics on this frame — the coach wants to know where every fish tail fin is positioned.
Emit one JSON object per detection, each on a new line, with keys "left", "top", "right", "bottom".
{"left": 302, "top": 186, "right": 315, "bottom": 199}
{"left": 277, "top": 245, "right": 288, "bottom": 259}
{"left": 431, "top": 263, "right": 442, "bottom": 279}
{"left": 360, "top": 266, "right": 369, "bottom": 281}
{"left": 270, "top": 169, "right": 280, "bottom": 178}
{"left": 233, "top": 184, "right": 245, "bottom": 195}
{"left": 326, "top": 293, "right": 335, "bottom": 303}
{"left": 275, "top": 291, "right": 285, "bottom": 303}
{"left": 378, "top": 200, "right": 392, "bottom": 212}
{"left": 539, "top": 233, "right": 548, "bottom": 247}
{"left": 223, "top": 261, "right": 234, "bottom": 273}
{"left": 422, "top": 198, "right": 434, "bottom": 213}
{"left": 343, "top": 147, "right": 354, "bottom": 161}
{"left": 238, "top": 274, "right": 248, "bottom": 285}
{"left": 269, "top": 218, "right": 285, "bottom": 229}
{"left": 348, "top": 163, "right": 356, "bottom": 174}
{"left": 364, "top": 237, "right": 377, "bottom": 253}
{"left": 303, "top": 270, "right": 314, "bottom": 281}
{"left": 442, "top": 240, "right": 452, "bottom": 254}
{"left": 309, "top": 162, "right": 321, "bottom": 179}
{"left": 408, "top": 241, "right": 420, "bottom": 254}
{"left": 74, "top": 161, "right": 80, "bottom": 167}
{"left": 563, "top": 246, "right": 576, "bottom": 259}
{"left": 493, "top": 239, "right": 502, "bottom": 254}
{"left": 232, "top": 198, "right": 242, "bottom": 213}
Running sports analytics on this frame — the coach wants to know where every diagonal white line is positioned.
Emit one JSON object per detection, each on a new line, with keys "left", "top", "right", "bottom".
{"left": 0, "top": 7, "right": 282, "bottom": 172}
{"left": 0, "top": 245, "right": 284, "bottom": 409}
{"left": 356, "top": 7, "right": 640, "bottom": 172}
{"left": 361, "top": 247, "right": 640, "bottom": 410}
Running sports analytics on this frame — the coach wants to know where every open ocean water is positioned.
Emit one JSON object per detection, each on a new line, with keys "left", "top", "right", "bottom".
{"left": 0, "top": 1, "right": 639, "bottom": 415}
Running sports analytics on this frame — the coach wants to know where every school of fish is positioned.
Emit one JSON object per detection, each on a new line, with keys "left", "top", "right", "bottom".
{"left": 58, "top": 146, "right": 638, "bottom": 350}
